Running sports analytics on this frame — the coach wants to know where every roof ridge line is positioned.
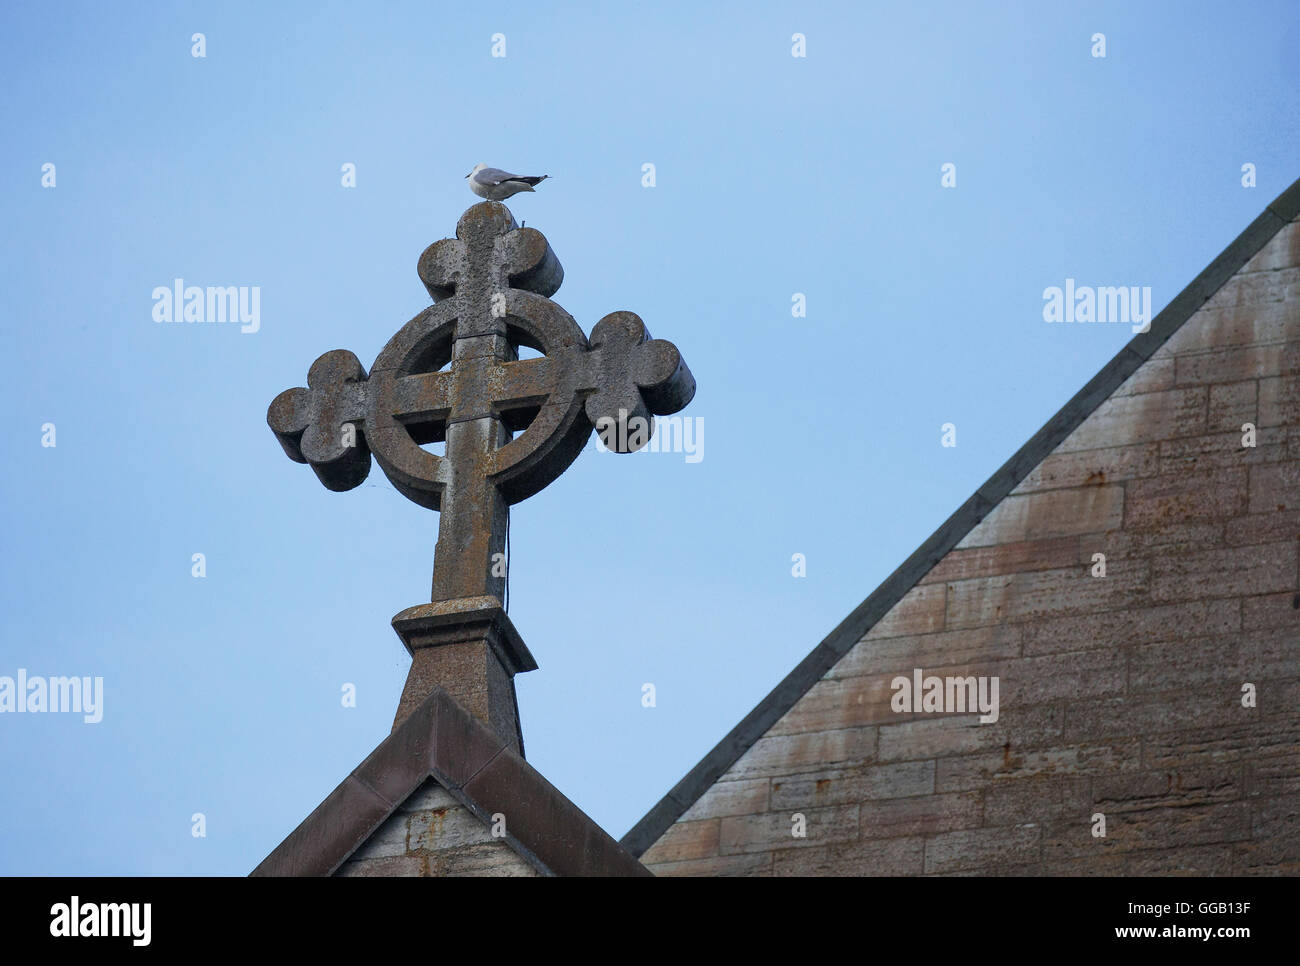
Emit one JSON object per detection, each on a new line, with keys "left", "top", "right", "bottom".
{"left": 619, "top": 176, "right": 1300, "bottom": 858}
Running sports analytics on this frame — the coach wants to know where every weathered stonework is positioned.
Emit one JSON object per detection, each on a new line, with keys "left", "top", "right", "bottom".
{"left": 336, "top": 780, "right": 539, "bottom": 877}
{"left": 266, "top": 201, "right": 695, "bottom": 750}
{"left": 254, "top": 686, "right": 651, "bottom": 877}
{"left": 633, "top": 203, "right": 1300, "bottom": 876}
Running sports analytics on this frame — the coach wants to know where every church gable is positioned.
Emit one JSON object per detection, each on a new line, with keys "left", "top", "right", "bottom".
{"left": 255, "top": 198, "right": 679, "bottom": 878}
{"left": 628, "top": 185, "right": 1300, "bottom": 876}
{"left": 254, "top": 686, "right": 649, "bottom": 877}
{"left": 337, "top": 779, "right": 539, "bottom": 877}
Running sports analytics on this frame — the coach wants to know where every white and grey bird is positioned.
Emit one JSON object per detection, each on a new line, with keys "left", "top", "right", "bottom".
{"left": 466, "top": 163, "right": 549, "bottom": 201}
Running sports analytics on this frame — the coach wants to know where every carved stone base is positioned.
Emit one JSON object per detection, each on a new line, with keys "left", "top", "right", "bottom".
{"left": 390, "top": 596, "right": 538, "bottom": 757}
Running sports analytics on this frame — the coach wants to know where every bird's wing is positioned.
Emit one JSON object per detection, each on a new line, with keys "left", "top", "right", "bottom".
{"left": 473, "top": 167, "right": 519, "bottom": 185}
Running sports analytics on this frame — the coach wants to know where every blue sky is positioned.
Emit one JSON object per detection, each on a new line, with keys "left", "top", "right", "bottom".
{"left": 1, "top": 1, "right": 1297, "bottom": 874}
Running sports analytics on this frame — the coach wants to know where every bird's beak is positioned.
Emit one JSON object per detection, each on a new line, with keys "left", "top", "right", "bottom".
{"left": 464, "top": 173, "right": 471, "bottom": 178}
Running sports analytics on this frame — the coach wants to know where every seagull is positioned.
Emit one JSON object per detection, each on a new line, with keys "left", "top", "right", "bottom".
{"left": 466, "top": 164, "right": 549, "bottom": 201}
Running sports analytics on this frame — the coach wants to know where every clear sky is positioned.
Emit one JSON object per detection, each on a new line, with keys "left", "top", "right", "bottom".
{"left": 1, "top": 1, "right": 1297, "bottom": 874}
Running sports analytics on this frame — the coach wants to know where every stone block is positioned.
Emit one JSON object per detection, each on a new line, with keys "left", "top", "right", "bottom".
{"left": 728, "top": 727, "right": 878, "bottom": 780}
{"left": 770, "top": 761, "right": 935, "bottom": 810}
{"left": 1124, "top": 468, "right": 1246, "bottom": 528}
{"left": 719, "top": 805, "right": 859, "bottom": 854}
{"left": 773, "top": 836, "right": 925, "bottom": 876}
{"left": 923, "top": 825, "right": 1040, "bottom": 875}
{"left": 957, "top": 487, "right": 1124, "bottom": 548}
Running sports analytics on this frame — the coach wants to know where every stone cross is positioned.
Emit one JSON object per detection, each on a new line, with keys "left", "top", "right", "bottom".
{"left": 268, "top": 202, "right": 695, "bottom": 751}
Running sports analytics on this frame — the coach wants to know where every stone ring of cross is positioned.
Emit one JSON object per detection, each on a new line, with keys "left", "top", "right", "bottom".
{"left": 268, "top": 200, "right": 695, "bottom": 518}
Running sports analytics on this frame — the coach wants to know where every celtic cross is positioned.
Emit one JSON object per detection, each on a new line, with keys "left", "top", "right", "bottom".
{"left": 267, "top": 201, "right": 695, "bottom": 747}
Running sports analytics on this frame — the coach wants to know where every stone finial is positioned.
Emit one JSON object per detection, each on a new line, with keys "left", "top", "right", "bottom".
{"left": 269, "top": 201, "right": 696, "bottom": 749}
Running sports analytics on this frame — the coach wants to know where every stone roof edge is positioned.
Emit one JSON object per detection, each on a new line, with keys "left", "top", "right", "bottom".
{"left": 252, "top": 685, "right": 651, "bottom": 877}
{"left": 620, "top": 177, "right": 1300, "bottom": 858}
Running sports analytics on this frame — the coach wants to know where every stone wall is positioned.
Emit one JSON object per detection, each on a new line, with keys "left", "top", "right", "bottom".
{"left": 336, "top": 779, "right": 538, "bottom": 877}
{"left": 641, "top": 216, "right": 1300, "bottom": 876}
